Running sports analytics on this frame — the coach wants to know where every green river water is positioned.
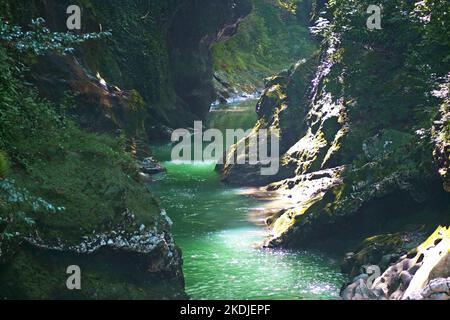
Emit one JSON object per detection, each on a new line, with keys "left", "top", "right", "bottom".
{"left": 149, "top": 100, "right": 346, "bottom": 300}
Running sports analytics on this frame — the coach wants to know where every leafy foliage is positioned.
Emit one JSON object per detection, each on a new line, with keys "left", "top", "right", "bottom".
{"left": 314, "top": 0, "right": 449, "bottom": 136}
{"left": 0, "top": 45, "right": 68, "bottom": 167}
{"left": 0, "top": 17, "right": 111, "bottom": 55}
{"left": 277, "top": 0, "right": 299, "bottom": 13}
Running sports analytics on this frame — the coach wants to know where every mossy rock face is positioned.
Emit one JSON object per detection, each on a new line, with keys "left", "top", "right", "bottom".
{"left": 0, "top": 131, "right": 186, "bottom": 299}
{"left": 263, "top": 126, "right": 445, "bottom": 249}
{"left": 219, "top": 57, "right": 319, "bottom": 186}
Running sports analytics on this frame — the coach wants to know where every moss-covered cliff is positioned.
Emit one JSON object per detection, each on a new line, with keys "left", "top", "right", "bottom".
{"left": 0, "top": 41, "right": 186, "bottom": 299}
{"left": 220, "top": 0, "right": 450, "bottom": 250}
{"left": 212, "top": 0, "right": 318, "bottom": 101}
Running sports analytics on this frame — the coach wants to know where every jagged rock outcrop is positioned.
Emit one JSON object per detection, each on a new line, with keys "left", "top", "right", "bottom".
{"left": 218, "top": 58, "right": 319, "bottom": 186}
{"left": 340, "top": 230, "right": 427, "bottom": 279}
{"left": 31, "top": 54, "right": 149, "bottom": 137}
{"left": 168, "top": 0, "right": 252, "bottom": 119}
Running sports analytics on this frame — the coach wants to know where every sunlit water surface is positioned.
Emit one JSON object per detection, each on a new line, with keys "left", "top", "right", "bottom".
{"left": 149, "top": 100, "right": 345, "bottom": 300}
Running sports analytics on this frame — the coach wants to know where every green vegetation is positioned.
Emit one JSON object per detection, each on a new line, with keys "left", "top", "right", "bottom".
{"left": 0, "top": 17, "right": 111, "bottom": 55}
{"left": 0, "top": 18, "right": 154, "bottom": 240}
{"left": 75, "top": 0, "right": 177, "bottom": 106}
{"left": 212, "top": 0, "right": 317, "bottom": 92}
{"left": 0, "top": 151, "right": 8, "bottom": 179}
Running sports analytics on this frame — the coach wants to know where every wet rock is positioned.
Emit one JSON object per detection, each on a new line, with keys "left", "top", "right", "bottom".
{"left": 139, "top": 157, "right": 166, "bottom": 176}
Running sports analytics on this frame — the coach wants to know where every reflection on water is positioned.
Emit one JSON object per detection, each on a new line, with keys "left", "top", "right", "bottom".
{"left": 208, "top": 99, "right": 259, "bottom": 131}
{"left": 149, "top": 100, "right": 345, "bottom": 300}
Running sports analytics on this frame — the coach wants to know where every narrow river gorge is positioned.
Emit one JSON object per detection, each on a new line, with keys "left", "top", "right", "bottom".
{"left": 149, "top": 100, "right": 346, "bottom": 300}
{"left": 1, "top": 0, "right": 449, "bottom": 302}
